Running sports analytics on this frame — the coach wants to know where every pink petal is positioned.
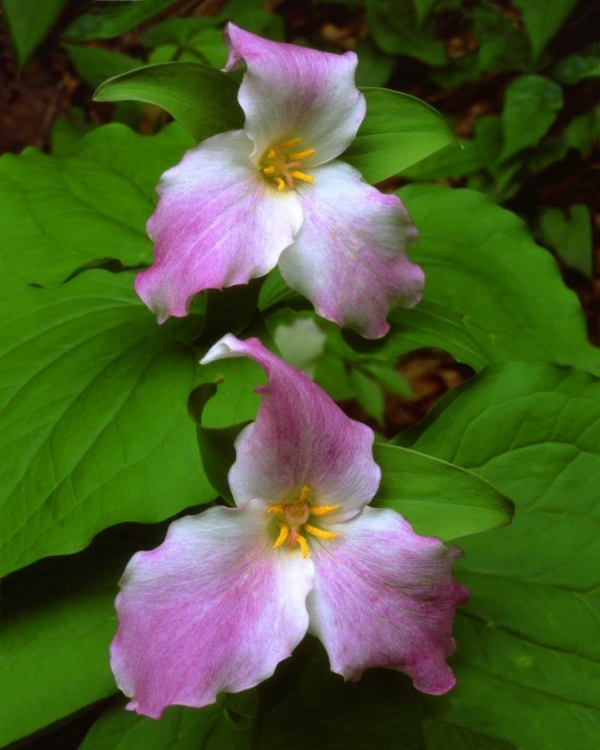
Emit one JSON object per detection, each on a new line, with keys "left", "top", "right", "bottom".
{"left": 308, "top": 506, "right": 468, "bottom": 694}
{"left": 224, "top": 23, "right": 365, "bottom": 166}
{"left": 110, "top": 499, "right": 313, "bottom": 718}
{"left": 200, "top": 335, "right": 381, "bottom": 522}
{"left": 278, "top": 161, "right": 424, "bottom": 339}
{"left": 136, "top": 130, "right": 302, "bottom": 322}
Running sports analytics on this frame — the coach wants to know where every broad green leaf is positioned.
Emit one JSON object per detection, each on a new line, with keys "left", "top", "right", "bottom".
{"left": 354, "top": 40, "right": 395, "bottom": 88}
{"left": 565, "top": 104, "right": 600, "bottom": 154}
{"left": 2, "top": 0, "right": 68, "bottom": 66}
{"left": 261, "top": 648, "right": 428, "bottom": 749}
{"left": 260, "top": 642, "right": 515, "bottom": 749}
{"left": 397, "top": 362, "right": 600, "bottom": 749}
{"left": 64, "top": 0, "right": 179, "bottom": 42}
{"left": 344, "top": 88, "right": 457, "bottom": 183}
{"left": 187, "top": 358, "right": 266, "bottom": 499}
{"left": 0, "top": 525, "right": 166, "bottom": 746}
{"left": 141, "top": 17, "right": 219, "bottom": 47}
{"left": 0, "top": 123, "right": 192, "bottom": 290}
{"left": 382, "top": 185, "right": 600, "bottom": 375}
{"left": 413, "top": 0, "right": 440, "bottom": 26}
{"left": 64, "top": 43, "right": 141, "bottom": 89}
{"left": 94, "top": 62, "right": 244, "bottom": 143}
{"left": 366, "top": 0, "right": 447, "bottom": 65}
{"left": 514, "top": 0, "right": 578, "bottom": 59}
{"left": 50, "top": 106, "right": 95, "bottom": 157}
{"left": 473, "top": 2, "right": 532, "bottom": 74}
{"left": 554, "top": 49, "right": 600, "bottom": 84}
{"left": 349, "top": 366, "right": 385, "bottom": 423}
{"left": 0, "top": 271, "right": 215, "bottom": 577}
{"left": 372, "top": 444, "right": 513, "bottom": 540}
{"left": 500, "top": 75, "right": 563, "bottom": 160}
{"left": 400, "top": 140, "right": 483, "bottom": 181}
{"left": 80, "top": 697, "right": 251, "bottom": 750}
{"left": 539, "top": 204, "right": 593, "bottom": 278}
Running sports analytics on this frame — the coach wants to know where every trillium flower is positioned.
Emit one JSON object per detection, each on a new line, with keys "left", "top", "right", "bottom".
{"left": 135, "top": 24, "right": 424, "bottom": 339}
{"left": 111, "top": 334, "right": 467, "bottom": 718}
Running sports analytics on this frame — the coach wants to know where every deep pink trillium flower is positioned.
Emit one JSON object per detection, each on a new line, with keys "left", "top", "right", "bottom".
{"left": 110, "top": 334, "right": 467, "bottom": 718}
{"left": 135, "top": 23, "right": 424, "bottom": 339}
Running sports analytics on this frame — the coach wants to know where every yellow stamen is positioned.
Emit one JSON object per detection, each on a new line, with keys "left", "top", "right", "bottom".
{"left": 289, "top": 171, "right": 314, "bottom": 184}
{"left": 267, "top": 149, "right": 276, "bottom": 159}
{"left": 305, "top": 524, "right": 338, "bottom": 541}
{"left": 289, "top": 149, "right": 316, "bottom": 160}
{"left": 296, "top": 533, "right": 309, "bottom": 559}
{"left": 277, "top": 138, "right": 302, "bottom": 148}
{"left": 310, "top": 504, "right": 339, "bottom": 516}
{"left": 267, "top": 503, "right": 284, "bottom": 515}
{"left": 273, "top": 523, "right": 289, "bottom": 548}
{"left": 263, "top": 165, "right": 276, "bottom": 175}
{"left": 275, "top": 177, "right": 286, "bottom": 191}
{"left": 298, "top": 485, "right": 310, "bottom": 503}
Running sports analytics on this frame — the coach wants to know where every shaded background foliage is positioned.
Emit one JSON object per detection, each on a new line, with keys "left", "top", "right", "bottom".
{"left": 0, "top": 1, "right": 599, "bottom": 749}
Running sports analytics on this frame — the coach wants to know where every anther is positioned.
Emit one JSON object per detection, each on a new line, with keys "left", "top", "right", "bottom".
{"left": 277, "top": 138, "right": 302, "bottom": 148}
{"left": 296, "top": 534, "right": 309, "bottom": 559}
{"left": 273, "top": 523, "right": 289, "bottom": 548}
{"left": 289, "top": 149, "right": 316, "bottom": 160}
{"left": 267, "top": 149, "right": 276, "bottom": 159}
{"left": 309, "top": 504, "right": 339, "bottom": 516}
{"left": 263, "top": 165, "right": 276, "bottom": 175}
{"left": 275, "top": 177, "right": 286, "bottom": 191}
{"left": 267, "top": 504, "right": 284, "bottom": 515}
{"left": 305, "top": 525, "right": 338, "bottom": 541}
{"left": 298, "top": 485, "right": 310, "bottom": 503}
{"left": 290, "top": 171, "right": 314, "bottom": 184}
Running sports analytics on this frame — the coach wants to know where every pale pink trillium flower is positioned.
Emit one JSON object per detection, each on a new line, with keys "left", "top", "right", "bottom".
{"left": 135, "top": 23, "right": 424, "bottom": 339}
{"left": 110, "top": 334, "right": 468, "bottom": 719}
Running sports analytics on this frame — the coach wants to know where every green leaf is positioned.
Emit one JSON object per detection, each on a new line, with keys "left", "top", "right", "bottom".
{"left": 344, "top": 88, "right": 456, "bottom": 183}
{"left": 400, "top": 140, "right": 483, "bottom": 181}
{"left": 0, "top": 123, "right": 192, "bottom": 290}
{"left": 63, "top": 0, "right": 179, "bottom": 42}
{"left": 64, "top": 43, "right": 141, "bottom": 89}
{"left": 397, "top": 362, "right": 600, "bottom": 749}
{"left": 0, "top": 524, "right": 166, "bottom": 746}
{"left": 554, "top": 49, "right": 600, "bottom": 84}
{"left": 413, "top": 0, "right": 440, "bottom": 26}
{"left": 2, "top": 0, "right": 68, "bottom": 66}
{"left": 80, "top": 697, "right": 251, "bottom": 750}
{"left": 473, "top": 2, "right": 533, "bottom": 74}
{"left": 500, "top": 75, "right": 563, "bottom": 160}
{"left": 539, "top": 204, "right": 593, "bottom": 278}
{"left": 354, "top": 40, "right": 395, "bottom": 88}
{"left": 513, "top": 0, "right": 578, "bottom": 59}
{"left": 187, "top": 356, "right": 266, "bottom": 500}
{"left": 366, "top": 0, "right": 447, "bottom": 65}
{"left": 0, "top": 271, "right": 215, "bottom": 577}
{"left": 349, "top": 366, "right": 385, "bottom": 423}
{"left": 50, "top": 106, "right": 95, "bottom": 157}
{"left": 94, "top": 62, "right": 244, "bottom": 143}
{"left": 373, "top": 444, "right": 513, "bottom": 540}
{"left": 383, "top": 185, "right": 600, "bottom": 375}
{"left": 565, "top": 104, "right": 600, "bottom": 154}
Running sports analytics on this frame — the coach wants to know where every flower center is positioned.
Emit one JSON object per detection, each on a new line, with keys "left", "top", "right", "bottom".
{"left": 267, "top": 484, "right": 338, "bottom": 559}
{"left": 260, "top": 138, "right": 316, "bottom": 192}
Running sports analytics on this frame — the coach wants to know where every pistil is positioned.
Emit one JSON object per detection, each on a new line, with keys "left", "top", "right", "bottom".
{"left": 268, "top": 485, "right": 338, "bottom": 558}
{"left": 260, "top": 138, "right": 316, "bottom": 191}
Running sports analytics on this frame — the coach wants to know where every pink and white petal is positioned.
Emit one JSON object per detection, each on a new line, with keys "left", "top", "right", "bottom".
{"left": 110, "top": 499, "right": 313, "bottom": 719}
{"left": 308, "top": 506, "right": 468, "bottom": 695}
{"left": 136, "top": 130, "right": 302, "bottom": 322}
{"left": 278, "top": 160, "right": 424, "bottom": 339}
{"left": 200, "top": 335, "right": 380, "bottom": 521}
{"left": 224, "top": 23, "right": 365, "bottom": 166}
